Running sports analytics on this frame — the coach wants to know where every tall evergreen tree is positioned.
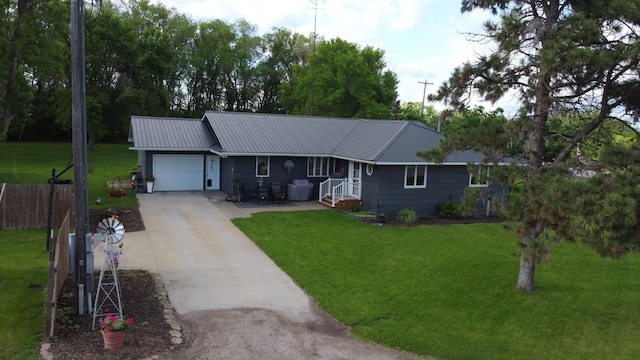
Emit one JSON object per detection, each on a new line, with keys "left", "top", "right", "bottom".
{"left": 427, "top": 0, "right": 640, "bottom": 291}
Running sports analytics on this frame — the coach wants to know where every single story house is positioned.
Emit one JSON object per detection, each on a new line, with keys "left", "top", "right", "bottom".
{"left": 128, "top": 111, "right": 501, "bottom": 218}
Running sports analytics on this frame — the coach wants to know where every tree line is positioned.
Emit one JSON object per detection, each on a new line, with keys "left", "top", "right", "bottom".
{"left": 1, "top": 0, "right": 405, "bottom": 145}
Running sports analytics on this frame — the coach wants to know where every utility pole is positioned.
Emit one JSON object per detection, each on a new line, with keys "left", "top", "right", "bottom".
{"left": 419, "top": 79, "right": 440, "bottom": 131}
{"left": 418, "top": 79, "right": 433, "bottom": 115}
{"left": 310, "top": 0, "right": 324, "bottom": 116}
{"left": 71, "top": 0, "right": 91, "bottom": 315}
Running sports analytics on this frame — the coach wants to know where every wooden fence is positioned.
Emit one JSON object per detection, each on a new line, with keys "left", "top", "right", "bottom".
{"left": 44, "top": 210, "right": 73, "bottom": 341}
{"left": 0, "top": 183, "right": 74, "bottom": 230}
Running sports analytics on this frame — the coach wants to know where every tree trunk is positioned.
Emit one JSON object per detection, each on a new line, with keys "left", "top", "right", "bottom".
{"left": 517, "top": 252, "right": 536, "bottom": 291}
{"left": 1, "top": 0, "right": 29, "bottom": 142}
{"left": 0, "top": 107, "right": 13, "bottom": 143}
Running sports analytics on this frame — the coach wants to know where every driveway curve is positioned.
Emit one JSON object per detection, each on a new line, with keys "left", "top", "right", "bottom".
{"left": 121, "top": 191, "right": 420, "bottom": 360}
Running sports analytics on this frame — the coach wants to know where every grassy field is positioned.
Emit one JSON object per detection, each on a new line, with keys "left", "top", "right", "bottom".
{"left": 0, "top": 142, "right": 139, "bottom": 209}
{"left": 233, "top": 211, "right": 640, "bottom": 360}
{"left": 0, "top": 230, "right": 49, "bottom": 360}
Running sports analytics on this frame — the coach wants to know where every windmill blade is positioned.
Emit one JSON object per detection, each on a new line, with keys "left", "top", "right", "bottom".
{"left": 96, "top": 217, "right": 125, "bottom": 245}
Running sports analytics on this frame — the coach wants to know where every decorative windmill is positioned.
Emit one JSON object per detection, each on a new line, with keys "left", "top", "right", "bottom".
{"left": 92, "top": 215, "right": 125, "bottom": 330}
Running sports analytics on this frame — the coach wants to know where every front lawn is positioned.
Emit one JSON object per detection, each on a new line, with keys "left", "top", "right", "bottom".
{"left": 233, "top": 211, "right": 640, "bottom": 360}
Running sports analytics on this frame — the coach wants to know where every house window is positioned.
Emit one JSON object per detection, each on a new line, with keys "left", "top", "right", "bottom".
{"left": 469, "top": 165, "right": 490, "bottom": 187}
{"left": 307, "top": 157, "right": 332, "bottom": 177}
{"left": 256, "top": 156, "right": 270, "bottom": 177}
{"left": 405, "top": 165, "right": 426, "bottom": 188}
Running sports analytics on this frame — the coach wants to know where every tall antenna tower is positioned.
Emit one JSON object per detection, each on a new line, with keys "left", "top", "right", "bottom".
{"left": 310, "top": 0, "right": 324, "bottom": 116}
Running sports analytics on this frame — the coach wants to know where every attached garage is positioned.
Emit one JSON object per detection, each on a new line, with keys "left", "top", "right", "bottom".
{"left": 153, "top": 154, "right": 204, "bottom": 191}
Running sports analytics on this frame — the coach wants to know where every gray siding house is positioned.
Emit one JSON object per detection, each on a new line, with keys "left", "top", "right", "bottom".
{"left": 128, "top": 111, "right": 499, "bottom": 218}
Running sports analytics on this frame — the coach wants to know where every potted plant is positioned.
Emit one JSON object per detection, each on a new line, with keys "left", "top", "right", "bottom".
{"left": 144, "top": 174, "right": 155, "bottom": 193}
{"left": 99, "top": 313, "right": 133, "bottom": 350}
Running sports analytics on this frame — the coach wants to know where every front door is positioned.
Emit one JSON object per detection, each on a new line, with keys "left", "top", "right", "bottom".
{"left": 348, "top": 161, "right": 362, "bottom": 198}
{"left": 205, "top": 155, "right": 220, "bottom": 190}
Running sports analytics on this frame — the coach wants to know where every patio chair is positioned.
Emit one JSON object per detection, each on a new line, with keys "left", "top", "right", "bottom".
{"left": 242, "top": 183, "right": 256, "bottom": 201}
{"left": 258, "top": 186, "right": 269, "bottom": 201}
{"left": 287, "top": 179, "right": 313, "bottom": 201}
{"left": 271, "top": 182, "right": 286, "bottom": 201}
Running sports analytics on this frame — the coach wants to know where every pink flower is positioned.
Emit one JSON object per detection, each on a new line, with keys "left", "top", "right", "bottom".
{"left": 106, "top": 326, "right": 113, "bottom": 333}
{"left": 126, "top": 318, "right": 134, "bottom": 325}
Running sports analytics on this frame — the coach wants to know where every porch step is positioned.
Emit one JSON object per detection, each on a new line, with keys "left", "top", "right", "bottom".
{"left": 319, "top": 196, "right": 361, "bottom": 209}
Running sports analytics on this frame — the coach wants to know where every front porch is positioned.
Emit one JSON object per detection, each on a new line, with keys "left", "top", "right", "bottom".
{"left": 318, "top": 178, "right": 361, "bottom": 209}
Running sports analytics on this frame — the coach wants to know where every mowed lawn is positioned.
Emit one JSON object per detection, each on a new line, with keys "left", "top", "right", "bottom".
{"left": 233, "top": 211, "right": 640, "bottom": 360}
{"left": 0, "top": 142, "right": 139, "bottom": 209}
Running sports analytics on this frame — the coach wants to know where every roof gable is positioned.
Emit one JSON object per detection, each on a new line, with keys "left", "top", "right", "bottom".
{"left": 334, "top": 121, "right": 446, "bottom": 163}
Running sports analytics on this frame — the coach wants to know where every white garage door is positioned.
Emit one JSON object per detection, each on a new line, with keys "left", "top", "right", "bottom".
{"left": 153, "top": 154, "right": 204, "bottom": 191}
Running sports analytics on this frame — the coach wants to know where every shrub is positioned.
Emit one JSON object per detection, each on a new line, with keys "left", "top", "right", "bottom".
{"left": 347, "top": 204, "right": 362, "bottom": 213}
{"left": 439, "top": 202, "right": 464, "bottom": 219}
{"left": 398, "top": 208, "right": 417, "bottom": 224}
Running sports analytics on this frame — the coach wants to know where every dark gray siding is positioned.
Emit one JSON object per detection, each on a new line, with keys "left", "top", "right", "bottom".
{"left": 375, "top": 165, "right": 471, "bottom": 218}
{"left": 219, "top": 156, "right": 342, "bottom": 199}
{"left": 360, "top": 167, "right": 381, "bottom": 214}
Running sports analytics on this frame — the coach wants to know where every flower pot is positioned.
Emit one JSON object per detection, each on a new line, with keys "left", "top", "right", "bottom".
{"left": 146, "top": 181, "right": 154, "bottom": 193}
{"left": 101, "top": 330, "right": 124, "bottom": 350}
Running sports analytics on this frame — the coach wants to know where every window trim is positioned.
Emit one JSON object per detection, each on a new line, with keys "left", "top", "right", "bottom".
{"left": 404, "top": 165, "right": 427, "bottom": 189}
{"left": 256, "top": 156, "right": 270, "bottom": 177}
{"left": 469, "top": 164, "right": 490, "bottom": 187}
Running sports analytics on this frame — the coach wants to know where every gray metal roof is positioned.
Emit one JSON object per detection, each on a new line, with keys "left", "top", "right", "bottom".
{"left": 203, "top": 112, "right": 359, "bottom": 155}
{"left": 130, "top": 112, "right": 487, "bottom": 164}
{"left": 445, "top": 150, "right": 486, "bottom": 163}
{"left": 129, "top": 116, "right": 213, "bottom": 150}
{"left": 334, "top": 121, "right": 446, "bottom": 163}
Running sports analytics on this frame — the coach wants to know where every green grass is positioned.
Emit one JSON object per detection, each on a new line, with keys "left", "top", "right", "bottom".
{"left": 233, "top": 211, "right": 640, "bottom": 360}
{"left": 0, "top": 230, "right": 49, "bottom": 360}
{"left": 0, "top": 142, "right": 139, "bottom": 209}
{"left": 0, "top": 142, "right": 139, "bottom": 359}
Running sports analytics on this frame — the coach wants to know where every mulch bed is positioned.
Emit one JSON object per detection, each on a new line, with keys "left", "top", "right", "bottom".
{"left": 89, "top": 206, "right": 145, "bottom": 233}
{"left": 49, "top": 270, "right": 179, "bottom": 359}
{"left": 48, "top": 207, "right": 180, "bottom": 359}
{"left": 346, "top": 212, "right": 504, "bottom": 227}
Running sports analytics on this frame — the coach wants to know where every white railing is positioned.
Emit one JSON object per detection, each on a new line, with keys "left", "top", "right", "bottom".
{"left": 319, "top": 178, "right": 360, "bottom": 207}
{"left": 319, "top": 178, "right": 346, "bottom": 201}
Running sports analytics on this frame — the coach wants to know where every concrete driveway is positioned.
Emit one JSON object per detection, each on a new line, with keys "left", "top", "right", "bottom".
{"left": 119, "top": 191, "right": 418, "bottom": 360}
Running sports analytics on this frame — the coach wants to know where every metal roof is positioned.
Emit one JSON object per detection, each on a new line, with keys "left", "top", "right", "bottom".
{"left": 130, "top": 112, "right": 488, "bottom": 164}
{"left": 203, "top": 112, "right": 359, "bottom": 155}
{"left": 357, "top": 121, "right": 444, "bottom": 163}
{"left": 129, "top": 116, "right": 213, "bottom": 150}
{"left": 445, "top": 150, "right": 487, "bottom": 163}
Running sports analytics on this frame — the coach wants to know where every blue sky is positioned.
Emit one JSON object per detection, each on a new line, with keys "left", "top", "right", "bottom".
{"left": 152, "top": 0, "right": 505, "bottom": 111}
